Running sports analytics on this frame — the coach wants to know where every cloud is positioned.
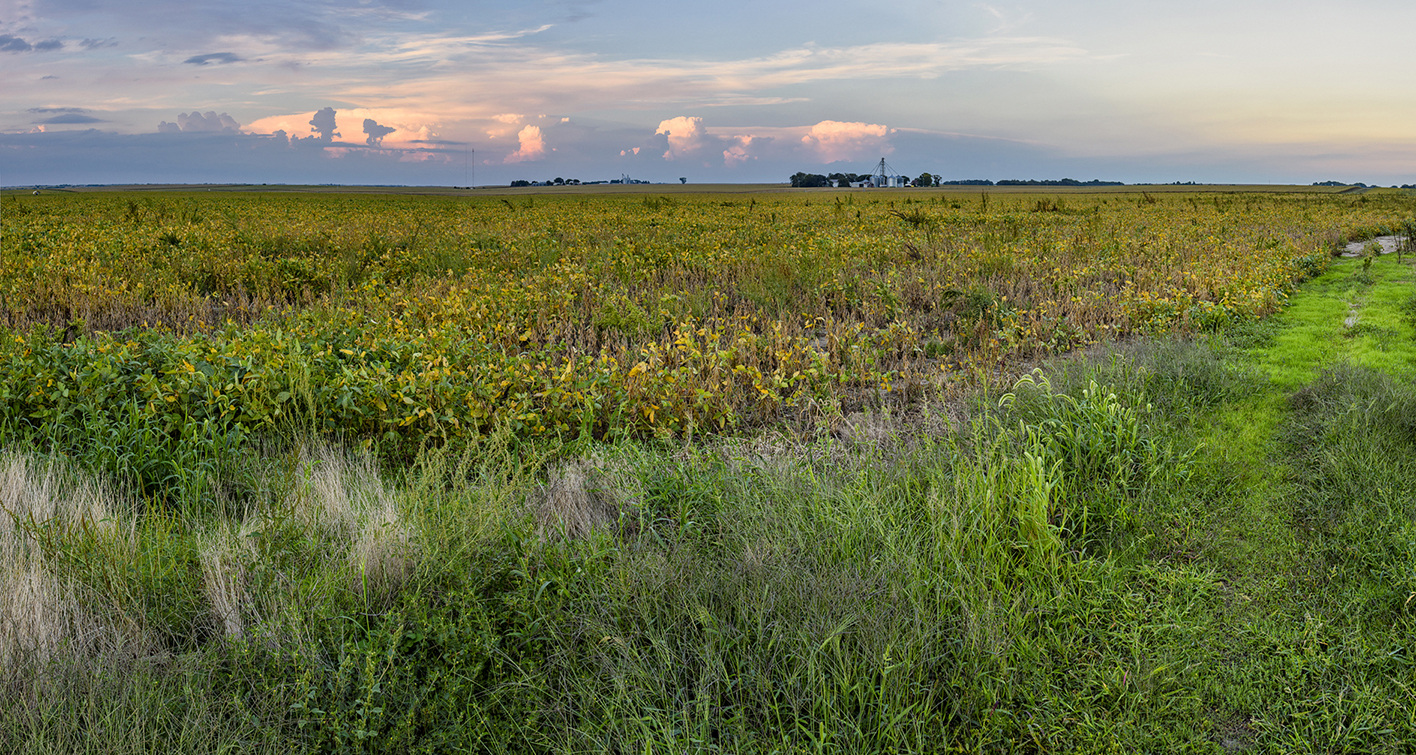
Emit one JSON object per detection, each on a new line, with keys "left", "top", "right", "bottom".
{"left": 362, "top": 118, "right": 396, "bottom": 147}
{"left": 799, "top": 120, "right": 892, "bottom": 162}
{"left": 28, "top": 107, "right": 87, "bottom": 114}
{"left": 648, "top": 117, "right": 768, "bottom": 167}
{"left": 157, "top": 111, "right": 241, "bottom": 133}
{"left": 52, "top": 3, "right": 356, "bottom": 53}
{"left": 34, "top": 113, "right": 104, "bottom": 124}
{"left": 654, "top": 116, "right": 708, "bottom": 160}
{"left": 308, "top": 107, "right": 338, "bottom": 141}
{"left": 0, "top": 128, "right": 471, "bottom": 187}
{"left": 0, "top": 34, "right": 62, "bottom": 52}
{"left": 722, "top": 136, "right": 756, "bottom": 167}
{"left": 246, "top": 108, "right": 439, "bottom": 149}
{"left": 80, "top": 38, "right": 118, "bottom": 50}
{"left": 183, "top": 52, "right": 244, "bottom": 65}
{"left": 484, "top": 113, "right": 524, "bottom": 139}
{"left": 503, "top": 124, "right": 545, "bottom": 163}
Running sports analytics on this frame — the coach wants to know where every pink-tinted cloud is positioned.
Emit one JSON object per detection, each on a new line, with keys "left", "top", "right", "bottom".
{"left": 245, "top": 108, "right": 439, "bottom": 149}
{"left": 799, "top": 120, "right": 891, "bottom": 162}
{"left": 503, "top": 124, "right": 545, "bottom": 163}
{"left": 484, "top": 113, "right": 523, "bottom": 138}
{"left": 722, "top": 135, "right": 756, "bottom": 166}
{"left": 655, "top": 115, "right": 708, "bottom": 160}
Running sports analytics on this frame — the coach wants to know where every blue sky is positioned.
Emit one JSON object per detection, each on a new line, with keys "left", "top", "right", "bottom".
{"left": 3, "top": 0, "right": 1414, "bottom": 186}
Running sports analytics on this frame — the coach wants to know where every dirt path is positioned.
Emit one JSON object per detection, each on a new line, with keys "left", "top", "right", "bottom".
{"left": 1340, "top": 234, "right": 1409, "bottom": 257}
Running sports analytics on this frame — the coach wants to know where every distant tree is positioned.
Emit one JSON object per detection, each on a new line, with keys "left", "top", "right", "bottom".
{"left": 510, "top": 180, "right": 531, "bottom": 187}
{"left": 914, "top": 172, "right": 934, "bottom": 187}
{"left": 680, "top": 177, "right": 687, "bottom": 184}
{"left": 790, "top": 172, "right": 830, "bottom": 188}
{"left": 931, "top": 174, "right": 941, "bottom": 187}
{"left": 554, "top": 177, "right": 565, "bottom": 185}
{"left": 826, "top": 172, "right": 867, "bottom": 187}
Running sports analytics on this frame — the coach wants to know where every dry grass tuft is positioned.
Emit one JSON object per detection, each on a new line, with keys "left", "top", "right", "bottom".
{"left": 284, "top": 444, "right": 417, "bottom": 599}
{"left": 199, "top": 524, "right": 256, "bottom": 640}
{"left": 1, "top": 555, "right": 109, "bottom": 667}
{"left": 289, "top": 445, "right": 368, "bottom": 536}
{"left": 534, "top": 459, "right": 632, "bottom": 540}
{"left": 351, "top": 495, "right": 414, "bottom": 600}
{"left": 0, "top": 453, "right": 151, "bottom": 669}
{"left": 197, "top": 445, "right": 420, "bottom": 637}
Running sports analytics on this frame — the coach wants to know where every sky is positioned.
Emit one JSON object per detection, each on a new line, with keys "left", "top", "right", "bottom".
{"left": 3, "top": 0, "right": 1415, "bottom": 187}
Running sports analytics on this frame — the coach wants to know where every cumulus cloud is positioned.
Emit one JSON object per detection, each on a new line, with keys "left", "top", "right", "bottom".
{"left": 655, "top": 116, "right": 708, "bottom": 160}
{"left": 638, "top": 117, "right": 775, "bottom": 167}
{"left": 157, "top": 111, "right": 242, "bottom": 133}
{"left": 309, "top": 107, "right": 339, "bottom": 141}
{"left": 799, "top": 120, "right": 891, "bottom": 162}
{"left": 0, "top": 34, "right": 61, "bottom": 52}
{"left": 247, "top": 108, "right": 437, "bottom": 149}
{"left": 503, "top": 124, "right": 545, "bottom": 163}
{"left": 722, "top": 135, "right": 756, "bottom": 166}
{"left": 363, "top": 118, "right": 396, "bottom": 147}
{"left": 183, "top": 52, "right": 244, "bottom": 65}
{"left": 483, "top": 113, "right": 523, "bottom": 139}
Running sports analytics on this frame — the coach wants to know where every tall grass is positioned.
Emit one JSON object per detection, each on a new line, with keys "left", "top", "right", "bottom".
{"left": 0, "top": 340, "right": 1232, "bottom": 751}
{"left": 4, "top": 337, "right": 1416, "bottom": 751}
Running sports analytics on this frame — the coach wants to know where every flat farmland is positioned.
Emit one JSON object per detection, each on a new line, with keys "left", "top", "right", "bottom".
{"left": 3, "top": 187, "right": 1415, "bottom": 752}
{"left": 1, "top": 189, "right": 1403, "bottom": 455}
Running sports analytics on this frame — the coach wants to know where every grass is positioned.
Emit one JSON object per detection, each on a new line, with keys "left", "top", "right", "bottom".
{"left": 1245, "top": 248, "right": 1416, "bottom": 388}
{"left": 3, "top": 332, "right": 1411, "bottom": 751}
{"left": 2, "top": 198, "right": 1415, "bottom": 751}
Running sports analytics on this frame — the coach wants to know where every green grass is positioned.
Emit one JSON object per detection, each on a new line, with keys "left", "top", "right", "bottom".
{"left": 3, "top": 255, "right": 1415, "bottom": 752}
{"left": 1247, "top": 252, "right": 1416, "bottom": 387}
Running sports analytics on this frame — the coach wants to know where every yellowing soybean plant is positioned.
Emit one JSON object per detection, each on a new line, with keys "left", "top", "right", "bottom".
{"left": 0, "top": 189, "right": 1406, "bottom": 476}
{"left": 5, "top": 186, "right": 1416, "bottom": 753}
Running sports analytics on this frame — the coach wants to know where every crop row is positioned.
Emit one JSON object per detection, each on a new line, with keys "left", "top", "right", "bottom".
{"left": 1, "top": 190, "right": 1412, "bottom": 491}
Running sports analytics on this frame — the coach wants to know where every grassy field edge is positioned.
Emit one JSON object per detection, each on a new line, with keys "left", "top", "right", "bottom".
{"left": 2, "top": 255, "right": 1414, "bottom": 753}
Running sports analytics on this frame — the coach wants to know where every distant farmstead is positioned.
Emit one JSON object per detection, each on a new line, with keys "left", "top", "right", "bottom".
{"left": 791, "top": 158, "right": 916, "bottom": 188}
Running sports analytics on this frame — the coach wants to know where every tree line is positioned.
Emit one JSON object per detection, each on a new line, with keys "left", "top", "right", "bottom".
{"left": 790, "top": 172, "right": 943, "bottom": 188}
{"left": 789, "top": 173, "right": 1126, "bottom": 188}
